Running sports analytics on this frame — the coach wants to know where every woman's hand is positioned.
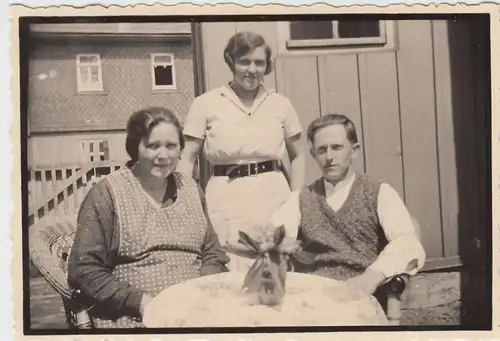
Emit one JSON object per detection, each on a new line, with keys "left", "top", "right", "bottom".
{"left": 345, "top": 270, "right": 385, "bottom": 296}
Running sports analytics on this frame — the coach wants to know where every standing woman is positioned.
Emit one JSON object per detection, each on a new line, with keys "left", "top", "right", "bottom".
{"left": 179, "top": 31, "right": 306, "bottom": 271}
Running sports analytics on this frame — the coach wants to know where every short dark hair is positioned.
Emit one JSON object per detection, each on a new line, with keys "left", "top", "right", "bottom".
{"left": 307, "top": 114, "right": 359, "bottom": 146}
{"left": 223, "top": 31, "right": 273, "bottom": 75}
{"left": 125, "top": 107, "right": 184, "bottom": 168}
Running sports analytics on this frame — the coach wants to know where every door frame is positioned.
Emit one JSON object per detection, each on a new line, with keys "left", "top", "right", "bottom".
{"left": 190, "top": 22, "right": 212, "bottom": 190}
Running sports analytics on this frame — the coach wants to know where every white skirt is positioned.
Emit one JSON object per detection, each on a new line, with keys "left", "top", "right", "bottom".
{"left": 205, "top": 170, "right": 291, "bottom": 272}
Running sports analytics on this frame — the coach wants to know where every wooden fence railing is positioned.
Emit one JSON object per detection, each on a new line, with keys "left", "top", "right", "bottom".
{"left": 27, "top": 160, "right": 123, "bottom": 229}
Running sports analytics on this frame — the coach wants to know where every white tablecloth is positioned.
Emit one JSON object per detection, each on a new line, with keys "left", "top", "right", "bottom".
{"left": 143, "top": 271, "right": 389, "bottom": 327}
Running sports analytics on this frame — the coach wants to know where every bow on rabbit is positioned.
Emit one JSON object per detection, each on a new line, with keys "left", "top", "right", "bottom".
{"left": 221, "top": 225, "right": 314, "bottom": 308}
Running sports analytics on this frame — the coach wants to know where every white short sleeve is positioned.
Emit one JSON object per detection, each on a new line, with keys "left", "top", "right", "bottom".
{"left": 282, "top": 98, "right": 302, "bottom": 139}
{"left": 183, "top": 97, "right": 207, "bottom": 140}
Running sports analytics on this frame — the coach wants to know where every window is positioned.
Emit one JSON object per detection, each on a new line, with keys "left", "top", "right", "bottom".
{"left": 151, "top": 53, "right": 177, "bottom": 90}
{"left": 76, "top": 54, "right": 103, "bottom": 92}
{"left": 81, "top": 139, "right": 110, "bottom": 162}
{"left": 284, "top": 20, "right": 392, "bottom": 49}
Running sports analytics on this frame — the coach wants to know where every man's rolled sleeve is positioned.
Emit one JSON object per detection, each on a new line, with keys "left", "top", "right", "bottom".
{"left": 367, "top": 183, "right": 426, "bottom": 280}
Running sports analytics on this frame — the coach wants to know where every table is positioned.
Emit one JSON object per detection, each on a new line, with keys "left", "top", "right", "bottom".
{"left": 143, "top": 272, "right": 389, "bottom": 327}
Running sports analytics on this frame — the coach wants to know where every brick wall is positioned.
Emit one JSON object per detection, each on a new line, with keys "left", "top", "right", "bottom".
{"left": 28, "top": 38, "right": 195, "bottom": 132}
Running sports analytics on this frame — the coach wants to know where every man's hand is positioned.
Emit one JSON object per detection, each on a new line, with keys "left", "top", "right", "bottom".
{"left": 345, "top": 269, "right": 386, "bottom": 296}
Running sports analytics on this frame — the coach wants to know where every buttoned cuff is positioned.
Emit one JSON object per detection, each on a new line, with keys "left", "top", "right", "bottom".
{"left": 367, "top": 257, "right": 420, "bottom": 283}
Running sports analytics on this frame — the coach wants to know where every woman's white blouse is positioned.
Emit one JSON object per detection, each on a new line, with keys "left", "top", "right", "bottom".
{"left": 183, "top": 84, "right": 302, "bottom": 165}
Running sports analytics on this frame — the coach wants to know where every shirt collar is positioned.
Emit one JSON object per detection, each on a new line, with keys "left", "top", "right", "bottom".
{"left": 323, "top": 171, "right": 356, "bottom": 197}
{"left": 222, "top": 81, "right": 271, "bottom": 94}
{"left": 219, "top": 82, "right": 272, "bottom": 113}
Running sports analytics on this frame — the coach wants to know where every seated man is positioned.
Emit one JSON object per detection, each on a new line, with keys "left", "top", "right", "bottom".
{"left": 271, "top": 113, "right": 426, "bottom": 297}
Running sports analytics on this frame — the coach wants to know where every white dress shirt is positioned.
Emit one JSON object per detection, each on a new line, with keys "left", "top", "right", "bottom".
{"left": 271, "top": 172, "right": 426, "bottom": 280}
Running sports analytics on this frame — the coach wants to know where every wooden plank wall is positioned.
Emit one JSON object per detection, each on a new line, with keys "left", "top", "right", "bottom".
{"left": 275, "top": 56, "right": 322, "bottom": 181}
{"left": 357, "top": 52, "right": 405, "bottom": 199}
{"left": 198, "top": 19, "right": 489, "bottom": 268}
{"left": 396, "top": 20, "right": 444, "bottom": 262}
{"left": 433, "top": 20, "right": 460, "bottom": 261}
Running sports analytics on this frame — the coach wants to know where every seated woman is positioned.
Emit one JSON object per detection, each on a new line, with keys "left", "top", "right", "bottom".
{"left": 67, "top": 107, "right": 230, "bottom": 329}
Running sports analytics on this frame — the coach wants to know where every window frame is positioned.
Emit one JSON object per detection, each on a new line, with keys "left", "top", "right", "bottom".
{"left": 277, "top": 20, "right": 397, "bottom": 55}
{"left": 151, "top": 53, "right": 177, "bottom": 91}
{"left": 76, "top": 54, "right": 104, "bottom": 92}
{"left": 80, "top": 138, "right": 110, "bottom": 162}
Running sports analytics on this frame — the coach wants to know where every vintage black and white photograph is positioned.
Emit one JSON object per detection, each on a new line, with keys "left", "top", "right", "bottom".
{"left": 15, "top": 6, "right": 492, "bottom": 336}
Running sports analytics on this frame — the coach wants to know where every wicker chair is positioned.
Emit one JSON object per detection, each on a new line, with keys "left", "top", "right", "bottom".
{"left": 29, "top": 215, "right": 421, "bottom": 328}
{"left": 29, "top": 216, "right": 94, "bottom": 329}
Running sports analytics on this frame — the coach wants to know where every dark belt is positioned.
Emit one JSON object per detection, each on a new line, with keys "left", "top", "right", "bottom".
{"left": 212, "top": 160, "right": 280, "bottom": 179}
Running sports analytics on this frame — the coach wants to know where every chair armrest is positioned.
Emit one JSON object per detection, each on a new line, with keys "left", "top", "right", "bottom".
{"left": 62, "top": 289, "right": 96, "bottom": 329}
{"left": 28, "top": 226, "right": 73, "bottom": 299}
{"left": 388, "top": 274, "right": 408, "bottom": 296}
{"left": 63, "top": 295, "right": 94, "bottom": 329}
{"left": 384, "top": 215, "right": 420, "bottom": 325}
{"left": 385, "top": 274, "right": 409, "bottom": 325}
